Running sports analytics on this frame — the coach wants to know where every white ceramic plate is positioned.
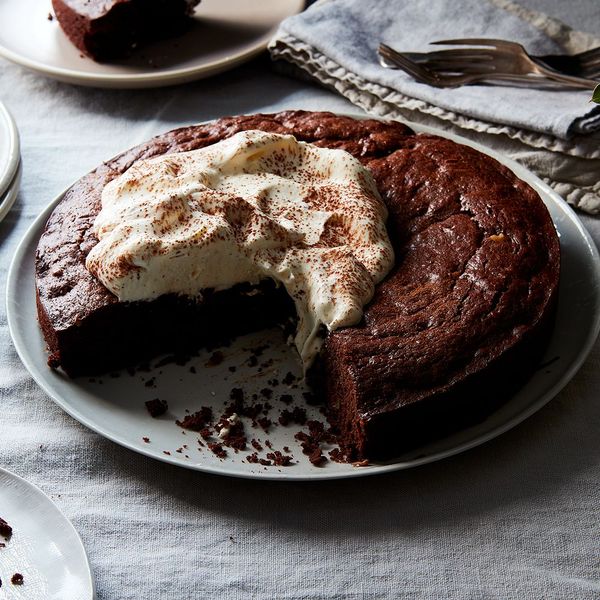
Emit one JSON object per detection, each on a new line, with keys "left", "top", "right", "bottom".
{"left": 0, "top": 467, "right": 94, "bottom": 599}
{"left": 6, "top": 120, "right": 600, "bottom": 481}
{"left": 0, "top": 160, "right": 22, "bottom": 224}
{"left": 0, "top": 0, "right": 304, "bottom": 89}
{"left": 0, "top": 101, "right": 20, "bottom": 198}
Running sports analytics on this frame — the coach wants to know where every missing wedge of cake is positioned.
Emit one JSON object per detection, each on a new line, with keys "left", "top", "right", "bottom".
{"left": 35, "top": 111, "right": 560, "bottom": 460}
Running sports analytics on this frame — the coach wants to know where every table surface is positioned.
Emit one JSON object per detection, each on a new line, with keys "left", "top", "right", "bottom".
{"left": 1, "top": 1, "right": 599, "bottom": 599}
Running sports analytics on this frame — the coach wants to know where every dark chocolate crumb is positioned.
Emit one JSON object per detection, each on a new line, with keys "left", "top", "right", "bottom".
{"left": 176, "top": 407, "right": 213, "bottom": 431}
{"left": 189, "top": 366, "right": 197, "bottom": 374}
{"left": 142, "top": 437, "right": 150, "bottom": 444}
{"left": 279, "top": 407, "right": 307, "bottom": 426}
{"left": 257, "top": 417, "right": 272, "bottom": 432}
{"left": 282, "top": 371, "right": 296, "bottom": 385}
{"left": 206, "top": 351, "right": 224, "bottom": 367}
{"left": 0, "top": 518, "right": 12, "bottom": 539}
{"left": 144, "top": 377, "right": 156, "bottom": 388}
{"left": 329, "top": 448, "right": 345, "bottom": 463}
{"left": 208, "top": 442, "right": 227, "bottom": 459}
{"left": 228, "top": 366, "right": 237, "bottom": 373}
{"left": 279, "top": 394, "right": 293, "bottom": 405}
{"left": 11, "top": 573, "right": 23, "bottom": 586}
{"left": 266, "top": 451, "right": 293, "bottom": 466}
{"left": 145, "top": 398, "right": 168, "bottom": 418}
{"left": 229, "top": 388, "right": 244, "bottom": 402}
{"left": 309, "top": 448, "right": 327, "bottom": 467}
{"left": 247, "top": 355, "right": 258, "bottom": 367}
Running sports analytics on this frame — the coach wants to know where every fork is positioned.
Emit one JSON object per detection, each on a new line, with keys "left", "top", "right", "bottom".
{"left": 403, "top": 42, "right": 600, "bottom": 80}
{"left": 379, "top": 40, "right": 597, "bottom": 89}
{"left": 378, "top": 44, "right": 556, "bottom": 88}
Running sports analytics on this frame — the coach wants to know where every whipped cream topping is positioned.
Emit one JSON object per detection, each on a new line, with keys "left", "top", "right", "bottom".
{"left": 86, "top": 130, "right": 394, "bottom": 367}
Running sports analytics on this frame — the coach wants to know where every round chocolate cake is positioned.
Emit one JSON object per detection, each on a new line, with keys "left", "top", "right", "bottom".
{"left": 35, "top": 111, "right": 560, "bottom": 460}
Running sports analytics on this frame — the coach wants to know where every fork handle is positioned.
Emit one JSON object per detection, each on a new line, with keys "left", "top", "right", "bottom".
{"left": 530, "top": 63, "right": 597, "bottom": 89}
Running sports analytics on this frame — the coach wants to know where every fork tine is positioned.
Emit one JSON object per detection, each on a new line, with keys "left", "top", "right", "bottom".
{"left": 431, "top": 38, "right": 518, "bottom": 49}
{"left": 420, "top": 60, "right": 499, "bottom": 74}
{"left": 575, "top": 46, "right": 600, "bottom": 62}
{"left": 378, "top": 44, "right": 440, "bottom": 84}
{"left": 405, "top": 50, "right": 496, "bottom": 62}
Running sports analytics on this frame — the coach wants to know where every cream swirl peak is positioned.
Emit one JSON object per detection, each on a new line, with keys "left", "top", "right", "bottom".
{"left": 86, "top": 130, "right": 394, "bottom": 366}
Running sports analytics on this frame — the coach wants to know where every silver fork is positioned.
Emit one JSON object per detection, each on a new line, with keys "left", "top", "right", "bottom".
{"left": 403, "top": 42, "right": 600, "bottom": 79}
{"left": 379, "top": 40, "right": 597, "bottom": 89}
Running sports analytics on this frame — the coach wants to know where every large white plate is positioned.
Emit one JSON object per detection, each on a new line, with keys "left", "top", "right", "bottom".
{"left": 0, "top": 101, "right": 20, "bottom": 198}
{"left": 0, "top": 0, "right": 304, "bottom": 89}
{"left": 6, "top": 120, "right": 600, "bottom": 481}
{"left": 0, "top": 467, "right": 94, "bottom": 599}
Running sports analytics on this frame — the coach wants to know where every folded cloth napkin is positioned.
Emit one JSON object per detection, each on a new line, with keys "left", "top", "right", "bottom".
{"left": 269, "top": 0, "right": 600, "bottom": 213}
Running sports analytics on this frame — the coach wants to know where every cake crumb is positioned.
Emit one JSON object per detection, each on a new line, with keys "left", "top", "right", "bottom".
{"left": 0, "top": 518, "right": 12, "bottom": 539}
{"left": 266, "top": 451, "right": 293, "bottom": 466}
{"left": 208, "top": 442, "right": 227, "bottom": 459}
{"left": 145, "top": 398, "right": 168, "bottom": 417}
{"left": 206, "top": 351, "right": 224, "bottom": 367}
{"left": 176, "top": 407, "right": 213, "bottom": 431}
{"left": 11, "top": 573, "right": 23, "bottom": 586}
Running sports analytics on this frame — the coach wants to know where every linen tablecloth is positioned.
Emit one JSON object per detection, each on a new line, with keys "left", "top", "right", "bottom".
{"left": 1, "top": 1, "right": 599, "bottom": 598}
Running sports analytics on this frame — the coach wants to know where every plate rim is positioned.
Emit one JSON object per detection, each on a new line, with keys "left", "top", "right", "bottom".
{"left": 0, "top": 465, "right": 96, "bottom": 599}
{"left": 6, "top": 113, "right": 600, "bottom": 481}
{"left": 0, "top": 0, "right": 305, "bottom": 89}
{"left": 0, "top": 159, "right": 22, "bottom": 224}
{"left": 0, "top": 100, "right": 20, "bottom": 197}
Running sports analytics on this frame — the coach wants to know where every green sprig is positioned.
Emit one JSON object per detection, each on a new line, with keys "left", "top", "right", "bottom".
{"left": 593, "top": 84, "right": 600, "bottom": 104}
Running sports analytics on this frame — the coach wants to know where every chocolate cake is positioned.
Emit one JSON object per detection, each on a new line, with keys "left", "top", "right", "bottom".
{"left": 35, "top": 111, "right": 560, "bottom": 460}
{"left": 51, "top": 0, "right": 201, "bottom": 62}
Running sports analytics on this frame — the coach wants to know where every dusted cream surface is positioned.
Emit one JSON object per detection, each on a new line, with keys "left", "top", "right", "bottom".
{"left": 86, "top": 130, "right": 394, "bottom": 366}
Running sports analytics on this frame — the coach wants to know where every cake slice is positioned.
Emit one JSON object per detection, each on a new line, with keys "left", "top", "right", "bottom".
{"left": 51, "top": 0, "right": 201, "bottom": 62}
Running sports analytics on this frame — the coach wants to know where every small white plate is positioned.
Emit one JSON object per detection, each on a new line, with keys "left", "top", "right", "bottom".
{"left": 6, "top": 120, "right": 600, "bottom": 481}
{"left": 0, "top": 160, "right": 22, "bottom": 224}
{"left": 0, "top": 0, "right": 304, "bottom": 89}
{"left": 0, "top": 467, "right": 94, "bottom": 599}
{"left": 0, "top": 101, "right": 20, "bottom": 198}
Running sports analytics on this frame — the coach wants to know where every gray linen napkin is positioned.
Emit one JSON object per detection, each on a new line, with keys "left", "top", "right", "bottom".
{"left": 269, "top": 0, "right": 600, "bottom": 213}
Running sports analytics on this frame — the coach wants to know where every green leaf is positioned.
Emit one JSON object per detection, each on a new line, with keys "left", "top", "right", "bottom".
{"left": 593, "top": 84, "right": 600, "bottom": 104}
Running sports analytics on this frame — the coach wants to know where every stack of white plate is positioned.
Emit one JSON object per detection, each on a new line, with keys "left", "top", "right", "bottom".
{"left": 0, "top": 100, "right": 20, "bottom": 223}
